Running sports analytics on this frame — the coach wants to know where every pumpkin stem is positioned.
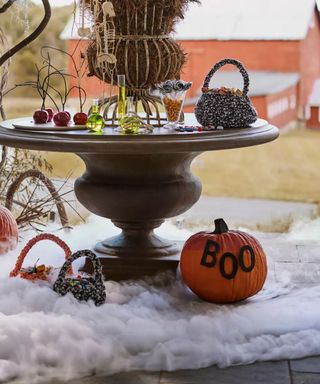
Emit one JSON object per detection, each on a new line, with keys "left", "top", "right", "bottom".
{"left": 213, "top": 218, "right": 229, "bottom": 234}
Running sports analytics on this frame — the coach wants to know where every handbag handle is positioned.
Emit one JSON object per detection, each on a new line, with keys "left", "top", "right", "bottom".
{"left": 10, "top": 233, "right": 73, "bottom": 278}
{"left": 55, "top": 250, "right": 104, "bottom": 285}
{"left": 202, "top": 58, "right": 250, "bottom": 96}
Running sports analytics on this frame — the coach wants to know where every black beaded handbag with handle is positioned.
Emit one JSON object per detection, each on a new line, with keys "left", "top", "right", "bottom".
{"left": 195, "top": 58, "right": 258, "bottom": 128}
{"left": 53, "top": 250, "right": 106, "bottom": 306}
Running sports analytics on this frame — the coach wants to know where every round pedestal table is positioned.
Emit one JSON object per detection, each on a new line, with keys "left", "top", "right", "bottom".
{"left": 0, "top": 115, "right": 279, "bottom": 280}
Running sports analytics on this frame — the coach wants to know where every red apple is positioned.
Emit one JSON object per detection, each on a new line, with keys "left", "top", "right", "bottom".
{"left": 33, "top": 109, "right": 49, "bottom": 124}
{"left": 73, "top": 112, "right": 88, "bottom": 125}
{"left": 64, "top": 110, "right": 71, "bottom": 119}
{"left": 45, "top": 108, "right": 54, "bottom": 122}
{"left": 53, "top": 111, "right": 71, "bottom": 127}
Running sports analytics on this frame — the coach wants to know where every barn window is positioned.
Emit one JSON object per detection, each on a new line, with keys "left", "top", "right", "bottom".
{"left": 267, "top": 97, "right": 289, "bottom": 118}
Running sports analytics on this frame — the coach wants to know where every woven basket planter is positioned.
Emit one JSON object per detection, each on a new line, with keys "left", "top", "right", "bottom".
{"left": 87, "top": 38, "right": 184, "bottom": 91}
{"left": 85, "top": 0, "right": 192, "bottom": 125}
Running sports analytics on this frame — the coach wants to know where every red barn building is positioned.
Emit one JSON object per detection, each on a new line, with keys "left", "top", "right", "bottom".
{"left": 61, "top": 0, "right": 320, "bottom": 128}
{"left": 307, "top": 79, "right": 320, "bottom": 128}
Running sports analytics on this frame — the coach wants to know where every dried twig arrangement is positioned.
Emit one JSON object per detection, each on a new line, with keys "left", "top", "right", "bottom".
{"left": 0, "top": 148, "right": 58, "bottom": 229}
{"left": 5, "top": 169, "right": 70, "bottom": 229}
{"left": 41, "top": 44, "right": 88, "bottom": 113}
{"left": 9, "top": 62, "right": 62, "bottom": 111}
{"left": 5, "top": 44, "right": 88, "bottom": 113}
{"left": 0, "top": 139, "right": 73, "bottom": 231}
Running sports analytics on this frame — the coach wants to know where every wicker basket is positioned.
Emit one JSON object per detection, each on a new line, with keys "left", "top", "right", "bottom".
{"left": 87, "top": 38, "right": 184, "bottom": 91}
{"left": 10, "top": 233, "right": 73, "bottom": 281}
{"left": 86, "top": 0, "right": 186, "bottom": 88}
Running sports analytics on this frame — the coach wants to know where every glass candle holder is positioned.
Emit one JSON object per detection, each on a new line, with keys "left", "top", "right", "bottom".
{"left": 161, "top": 89, "right": 187, "bottom": 129}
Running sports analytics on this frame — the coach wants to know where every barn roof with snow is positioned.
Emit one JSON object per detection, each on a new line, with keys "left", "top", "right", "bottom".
{"left": 174, "top": 0, "right": 318, "bottom": 41}
{"left": 208, "top": 72, "right": 300, "bottom": 97}
{"left": 61, "top": 0, "right": 320, "bottom": 41}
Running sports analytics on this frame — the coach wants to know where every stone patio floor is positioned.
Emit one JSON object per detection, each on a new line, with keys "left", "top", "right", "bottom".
{"left": 46, "top": 356, "right": 320, "bottom": 383}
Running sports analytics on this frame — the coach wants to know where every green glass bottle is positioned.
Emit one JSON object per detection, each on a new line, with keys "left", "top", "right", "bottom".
{"left": 86, "top": 99, "right": 105, "bottom": 132}
{"left": 120, "top": 96, "right": 140, "bottom": 134}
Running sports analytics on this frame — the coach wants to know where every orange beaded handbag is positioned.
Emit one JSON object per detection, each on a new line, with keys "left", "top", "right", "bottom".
{"left": 10, "top": 233, "right": 73, "bottom": 281}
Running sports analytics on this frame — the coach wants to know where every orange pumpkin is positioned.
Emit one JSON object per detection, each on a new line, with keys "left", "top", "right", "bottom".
{"left": 0, "top": 205, "right": 18, "bottom": 254}
{"left": 180, "top": 218, "right": 267, "bottom": 303}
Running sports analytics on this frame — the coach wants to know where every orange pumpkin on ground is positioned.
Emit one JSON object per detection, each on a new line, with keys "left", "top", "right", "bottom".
{"left": 180, "top": 218, "right": 267, "bottom": 304}
{"left": 0, "top": 205, "right": 18, "bottom": 254}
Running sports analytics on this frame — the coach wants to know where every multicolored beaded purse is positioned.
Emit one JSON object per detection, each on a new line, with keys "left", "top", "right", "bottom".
{"left": 9, "top": 233, "right": 73, "bottom": 281}
{"left": 53, "top": 250, "right": 106, "bottom": 306}
{"left": 195, "top": 58, "right": 258, "bottom": 128}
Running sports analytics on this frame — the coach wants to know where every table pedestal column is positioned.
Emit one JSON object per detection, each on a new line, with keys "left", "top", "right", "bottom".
{"left": 75, "top": 152, "right": 202, "bottom": 280}
{"left": 95, "top": 219, "right": 178, "bottom": 257}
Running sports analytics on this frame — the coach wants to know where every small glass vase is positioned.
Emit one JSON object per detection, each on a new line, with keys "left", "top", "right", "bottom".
{"left": 118, "top": 96, "right": 140, "bottom": 134}
{"left": 161, "top": 90, "right": 187, "bottom": 130}
{"left": 86, "top": 99, "right": 105, "bottom": 133}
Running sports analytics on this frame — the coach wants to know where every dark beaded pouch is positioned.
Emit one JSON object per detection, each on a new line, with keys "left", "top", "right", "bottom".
{"left": 53, "top": 250, "right": 106, "bottom": 306}
{"left": 195, "top": 58, "right": 258, "bottom": 128}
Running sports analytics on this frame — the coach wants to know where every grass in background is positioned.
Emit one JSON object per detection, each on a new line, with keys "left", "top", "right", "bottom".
{"left": 194, "top": 128, "right": 320, "bottom": 204}
{"left": 3, "top": 98, "right": 320, "bottom": 204}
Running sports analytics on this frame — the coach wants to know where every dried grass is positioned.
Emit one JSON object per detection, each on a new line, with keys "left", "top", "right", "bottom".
{"left": 85, "top": 0, "right": 199, "bottom": 34}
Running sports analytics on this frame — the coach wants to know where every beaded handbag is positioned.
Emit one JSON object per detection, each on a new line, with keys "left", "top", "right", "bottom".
{"left": 53, "top": 250, "right": 106, "bottom": 306}
{"left": 195, "top": 58, "right": 258, "bottom": 128}
{"left": 9, "top": 233, "right": 73, "bottom": 281}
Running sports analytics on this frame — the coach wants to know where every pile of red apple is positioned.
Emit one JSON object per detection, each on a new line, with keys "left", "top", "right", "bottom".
{"left": 33, "top": 108, "right": 88, "bottom": 126}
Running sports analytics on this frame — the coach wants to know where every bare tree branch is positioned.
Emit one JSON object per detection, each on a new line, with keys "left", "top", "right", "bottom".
{"left": 0, "top": 0, "right": 16, "bottom": 14}
{"left": 0, "top": 0, "right": 51, "bottom": 67}
{"left": 5, "top": 169, "right": 69, "bottom": 228}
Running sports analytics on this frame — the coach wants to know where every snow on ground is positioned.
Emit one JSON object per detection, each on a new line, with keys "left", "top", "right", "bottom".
{"left": 0, "top": 216, "right": 320, "bottom": 383}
